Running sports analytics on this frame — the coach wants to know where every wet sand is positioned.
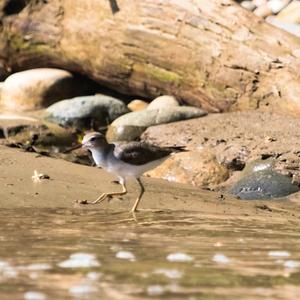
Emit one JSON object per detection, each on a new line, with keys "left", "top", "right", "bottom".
{"left": 1, "top": 145, "right": 300, "bottom": 222}
{"left": 2, "top": 146, "right": 300, "bottom": 300}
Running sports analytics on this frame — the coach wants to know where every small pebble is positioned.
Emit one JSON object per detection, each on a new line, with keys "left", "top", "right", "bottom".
{"left": 127, "top": 99, "right": 148, "bottom": 111}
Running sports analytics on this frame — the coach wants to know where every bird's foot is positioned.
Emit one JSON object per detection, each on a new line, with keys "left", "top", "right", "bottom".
{"left": 75, "top": 193, "right": 108, "bottom": 205}
{"left": 76, "top": 190, "right": 127, "bottom": 206}
{"left": 90, "top": 193, "right": 109, "bottom": 204}
{"left": 75, "top": 199, "right": 105, "bottom": 205}
{"left": 77, "top": 199, "right": 89, "bottom": 205}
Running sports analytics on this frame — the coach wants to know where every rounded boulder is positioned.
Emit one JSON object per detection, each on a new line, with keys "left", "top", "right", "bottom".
{"left": 46, "top": 94, "right": 129, "bottom": 129}
{"left": 1, "top": 68, "right": 92, "bottom": 111}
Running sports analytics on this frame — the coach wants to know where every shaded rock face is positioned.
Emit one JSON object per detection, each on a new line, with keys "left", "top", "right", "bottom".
{"left": 146, "top": 150, "right": 229, "bottom": 189}
{"left": 0, "top": 112, "right": 79, "bottom": 158}
{"left": 0, "top": 68, "right": 7, "bottom": 81}
{"left": 0, "top": 113, "right": 43, "bottom": 138}
{"left": 1, "top": 68, "right": 97, "bottom": 111}
{"left": 46, "top": 94, "right": 129, "bottom": 130}
{"left": 141, "top": 111, "right": 300, "bottom": 195}
{"left": 0, "top": 112, "right": 91, "bottom": 166}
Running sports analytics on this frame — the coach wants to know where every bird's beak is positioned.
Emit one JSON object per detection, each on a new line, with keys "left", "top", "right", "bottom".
{"left": 63, "top": 144, "right": 82, "bottom": 153}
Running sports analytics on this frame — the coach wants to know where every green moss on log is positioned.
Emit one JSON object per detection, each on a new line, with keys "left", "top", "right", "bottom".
{"left": 134, "top": 63, "right": 182, "bottom": 85}
{"left": 9, "top": 35, "right": 51, "bottom": 55}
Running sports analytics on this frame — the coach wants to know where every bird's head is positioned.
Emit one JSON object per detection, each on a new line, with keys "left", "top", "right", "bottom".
{"left": 81, "top": 132, "right": 108, "bottom": 150}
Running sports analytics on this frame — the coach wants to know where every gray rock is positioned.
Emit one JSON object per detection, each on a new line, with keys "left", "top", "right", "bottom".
{"left": 1, "top": 68, "right": 96, "bottom": 111}
{"left": 46, "top": 95, "right": 129, "bottom": 129}
{"left": 108, "top": 106, "right": 206, "bottom": 141}
{"left": 106, "top": 125, "right": 147, "bottom": 142}
{"left": 147, "top": 95, "right": 179, "bottom": 110}
{"left": 111, "top": 106, "right": 207, "bottom": 127}
{"left": 229, "top": 160, "right": 300, "bottom": 199}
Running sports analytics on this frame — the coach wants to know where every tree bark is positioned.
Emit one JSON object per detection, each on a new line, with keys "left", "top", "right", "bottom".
{"left": 1, "top": 0, "right": 300, "bottom": 113}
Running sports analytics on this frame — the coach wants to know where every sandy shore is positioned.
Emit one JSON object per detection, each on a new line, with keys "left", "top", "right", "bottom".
{"left": 1, "top": 145, "right": 300, "bottom": 223}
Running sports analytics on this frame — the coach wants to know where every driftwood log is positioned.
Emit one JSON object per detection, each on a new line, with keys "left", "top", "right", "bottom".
{"left": 0, "top": 0, "right": 300, "bottom": 113}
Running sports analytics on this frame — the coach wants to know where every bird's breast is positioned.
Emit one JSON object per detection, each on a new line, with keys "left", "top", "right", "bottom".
{"left": 91, "top": 150, "right": 108, "bottom": 168}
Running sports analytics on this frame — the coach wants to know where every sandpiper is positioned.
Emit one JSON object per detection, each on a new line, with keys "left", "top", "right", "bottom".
{"left": 81, "top": 132, "right": 185, "bottom": 212}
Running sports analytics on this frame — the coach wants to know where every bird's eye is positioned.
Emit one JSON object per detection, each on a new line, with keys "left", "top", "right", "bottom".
{"left": 90, "top": 137, "right": 96, "bottom": 142}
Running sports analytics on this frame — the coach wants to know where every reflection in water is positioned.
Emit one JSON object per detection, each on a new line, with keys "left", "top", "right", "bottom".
{"left": 0, "top": 208, "right": 300, "bottom": 299}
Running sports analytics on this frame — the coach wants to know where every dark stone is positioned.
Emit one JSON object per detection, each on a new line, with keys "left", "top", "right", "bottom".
{"left": 3, "top": 0, "right": 26, "bottom": 15}
{"left": 226, "top": 157, "right": 245, "bottom": 171}
{"left": 230, "top": 169, "right": 300, "bottom": 200}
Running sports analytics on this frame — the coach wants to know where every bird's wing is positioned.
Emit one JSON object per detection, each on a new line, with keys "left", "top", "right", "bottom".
{"left": 113, "top": 142, "right": 174, "bottom": 166}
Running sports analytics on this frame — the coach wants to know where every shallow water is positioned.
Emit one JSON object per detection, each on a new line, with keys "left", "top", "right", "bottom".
{"left": 1, "top": 208, "right": 300, "bottom": 300}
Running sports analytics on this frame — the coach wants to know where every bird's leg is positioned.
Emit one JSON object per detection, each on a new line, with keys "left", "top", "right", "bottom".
{"left": 90, "top": 177, "right": 127, "bottom": 204}
{"left": 130, "top": 177, "right": 145, "bottom": 212}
